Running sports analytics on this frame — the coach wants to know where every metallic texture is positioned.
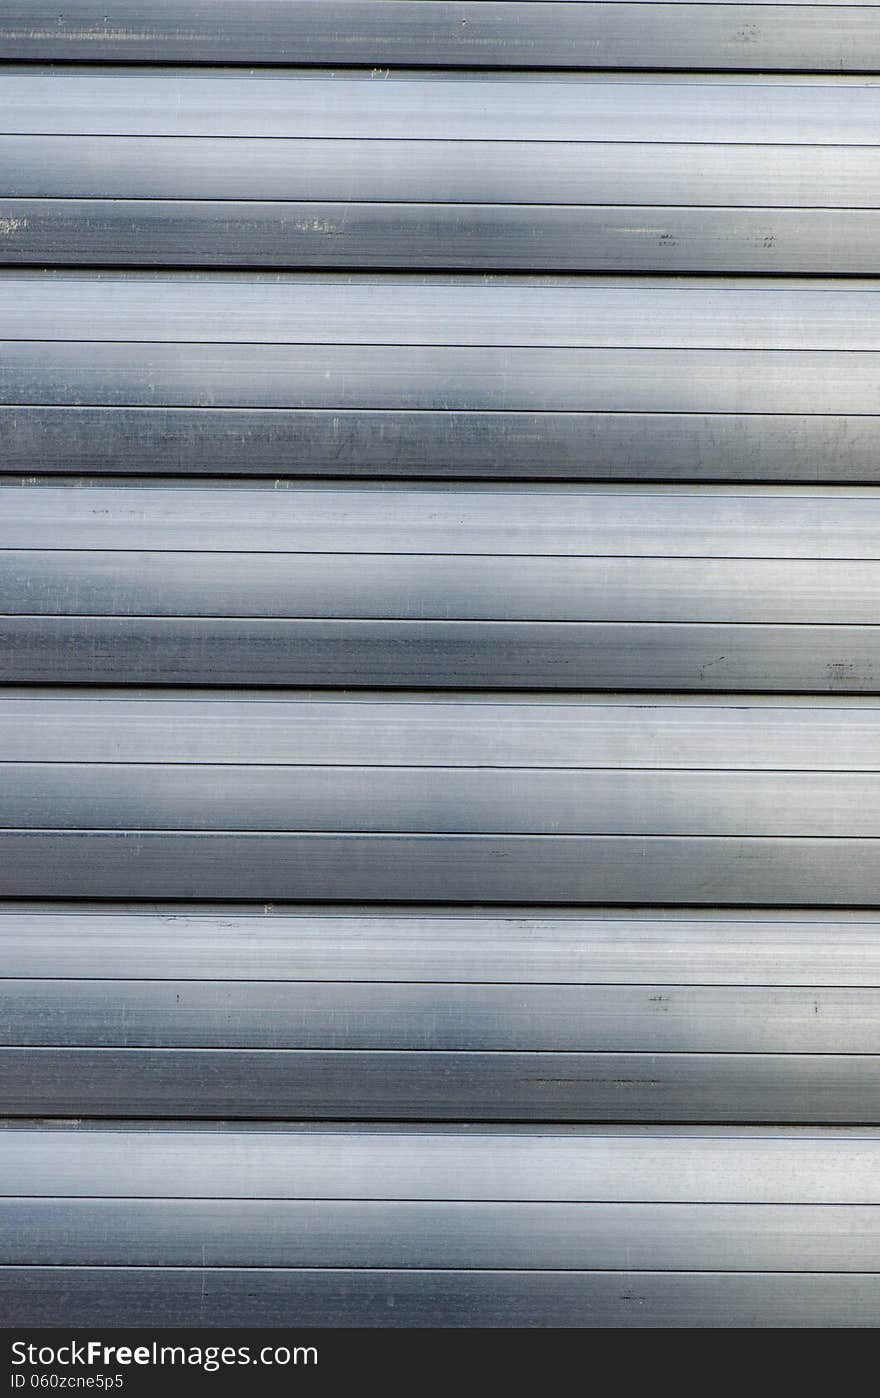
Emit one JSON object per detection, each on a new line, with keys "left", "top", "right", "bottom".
{"left": 4, "top": 905, "right": 880, "bottom": 984}
{"left": 2, "top": 408, "right": 878, "bottom": 481}
{"left": 2, "top": 72, "right": 879, "bottom": 270}
{"left": 1, "top": 484, "right": 878, "bottom": 687}
{"left": 3, "top": 273, "right": 880, "bottom": 479}
{"left": 3, "top": 0, "right": 879, "bottom": 1330}
{"left": 7, "top": 1267, "right": 880, "bottom": 1328}
{"left": 3, "top": 1126, "right": 880, "bottom": 1323}
{"left": 0, "top": 698, "right": 879, "bottom": 901}
{"left": 1, "top": 3, "right": 877, "bottom": 72}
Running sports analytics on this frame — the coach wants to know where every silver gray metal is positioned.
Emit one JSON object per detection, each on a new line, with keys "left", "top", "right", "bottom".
{"left": 3, "top": 485, "right": 879, "bottom": 685}
{"left": 4, "top": 695, "right": 880, "bottom": 769}
{"left": 0, "top": 200, "right": 877, "bottom": 272}
{"left": 2, "top": 698, "right": 880, "bottom": 900}
{"left": 3, "top": 832, "right": 880, "bottom": 903}
{"left": 4, "top": 766, "right": 880, "bottom": 835}
{"left": 2, "top": 408, "right": 878, "bottom": 481}
{"left": 3, "top": 1048, "right": 880, "bottom": 1119}
{"left": 4, "top": 905, "right": 880, "bottom": 986}
{"left": 0, "top": 3, "right": 876, "bottom": 72}
{"left": 6, "top": 343, "right": 880, "bottom": 411}
{"left": 3, "top": 71, "right": 877, "bottom": 144}
{"left": 2, "top": 73, "right": 878, "bottom": 270}
{"left": 5, "top": 1199, "right": 880, "bottom": 1271}
{"left": 5, "top": 981, "right": 880, "bottom": 1053}
{"left": 3, "top": 618, "right": 878, "bottom": 689}
{"left": 4, "top": 4, "right": 880, "bottom": 1333}
{"left": 4, "top": 277, "right": 880, "bottom": 475}
{"left": 5, "top": 1125, "right": 878, "bottom": 1202}
{"left": 1, "top": 202, "right": 877, "bottom": 278}
{"left": 2, "top": 484, "right": 876, "bottom": 556}
{"left": 6, "top": 552, "right": 880, "bottom": 622}
{"left": 5, "top": 1267, "right": 880, "bottom": 1328}
{"left": 4, "top": 138, "right": 878, "bottom": 206}
{"left": 10, "top": 274, "right": 880, "bottom": 348}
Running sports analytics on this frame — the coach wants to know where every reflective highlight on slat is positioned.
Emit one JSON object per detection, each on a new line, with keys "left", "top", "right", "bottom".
{"left": 0, "top": 696, "right": 879, "bottom": 904}
{"left": 2, "top": 2, "right": 877, "bottom": 72}
{"left": 4, "top": 272, "right": 879, "bottom": 480}
{"left": 1, "top": 484, "right": 878, "bottom": 688}
{"left": 1, "top": 900, "right": 879, "bottom": 1119}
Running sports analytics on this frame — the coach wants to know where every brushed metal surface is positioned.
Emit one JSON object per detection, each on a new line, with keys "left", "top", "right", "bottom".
{"left": 6, "top": 1125, "right": 878, "bottom": 1202}
{"left": 5, "top": 981, "right": 880, "bottom": 1052}
{"left": 4, "top": 138, "right": 878, "bottom": 205}
{"left": 5, "top": 1266, "right": 880, "bottom": 1327}
{"left": 4, "top": 831, "right": 880, "bottom": 903}
{"left": 5, "top": 0, "right": 880, "bottom": 1332}
{"left": 3, "top": 765, "right": 880, "bottom": 835}
{"left": 3, "top": 484, "right": 877, "bottom": 556}
{"left": 5, "top": 552, "right": 880, "bottom": 622}
{"left": 2, "top": 74, "right": 878, "bottom": 272}
{"left": 3, "top": 71, "right": 877, "bottom": 144}
{"left": 1, "top": 407, "right": 877, "bottom": 481}
{"left": 11, "top": 274, "right": 880, "bottom": 348}
{"left": 5, "top": 1047, "right": 880, "bottom": 1120}
{"left": 1, "top": 3, "right": 876, "bottom": 71}
{"left": 4, "top": 906, "right": 879, "bottom": 985}
{"left": 3, "top": 1199, "right": 879, "bottom": 1271}
{"left": 3, "top": 695, "right": 880, "bottom": 769}
{"left": 2, "top": 617, "right": 878, "bottom": 689}
{"left": 0, "top": 201, "right": 876, "bottom": 272}
{"left": 3, "top": 483, "right": 878, "bottom": 685}
{"left": 7, "top": 343, "right": 880, "bottom": 411}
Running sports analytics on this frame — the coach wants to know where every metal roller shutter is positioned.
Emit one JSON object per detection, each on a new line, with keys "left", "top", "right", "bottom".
{"left": 1, "top": 0, "right": 878, "bottom": 1329}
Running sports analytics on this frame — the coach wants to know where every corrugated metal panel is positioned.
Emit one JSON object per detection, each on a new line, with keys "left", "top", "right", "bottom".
{"left": 2, "top": 0, "right": 879, "bottom": 1330}
{"left": 1, "top": 484, "right": 879, "bottom": 687}
{"left": 1, "top": 71, "right": 879, "bottom": 271}
{"left": 3, "top": 273, "right": 880, "bottom": 480}
{"left": 3, "top": 1125, "right": 880, "bottom": 1322}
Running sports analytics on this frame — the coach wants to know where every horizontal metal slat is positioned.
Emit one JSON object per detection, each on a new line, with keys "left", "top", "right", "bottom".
{"left": 2, "top": 1200, "right": 878, "bottom": 1271}
{"left": 2, "top": 617, "right": 877, "bottom": 689}
{"left": 5, "top": 553, "right": 880, "bottom": 622}
{"left": 3, "top": 138, "right": 877, "bottom": 206}
{"left": 1, "top": 3, "right": 876, "bottom": 71}
{"left": 4, "top": 907, "right": 879, "bottom": 985}
{"left": 6, "top": 344, "right": 880, "bottom": 411}
{"left": 3, "top": 696, "right": 880, "bottom": 769}
{"left": 4, "top": 481, "right": 872, "bottom": 685}
{"left": 4, "top": 1266, "right": 880, "bottom": 1327}
{"left": 9, "top": 1265, "right": 880, "bottom": 1328}
{"left": 2, "top": 766, "right": 880, "bottom": 836}
{"left": 2, "top": 408, "right": 877, "bottom": 481}
{"left": 9, "top": 275, "right": 880, "bottom": 349}
{"left": 2, "top": 485, "right": 875, "bottom": 556}
{"left": 0, "top": 201, "right": 875, "bottom": 272}
{"left": 3, "top": 72, "right": 877, "bottom": 144}
{"left": 5, "top": 981, "right": 880, "bottom": 1052}
{"left": 1, "top": 831, "right": 880, "bottom": 901}
{"left": 3, "top": 1047, "right": 880, "bottom": 1120}
{"left": 5, "top": 1125, "right": 878, "bottom": 1203}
